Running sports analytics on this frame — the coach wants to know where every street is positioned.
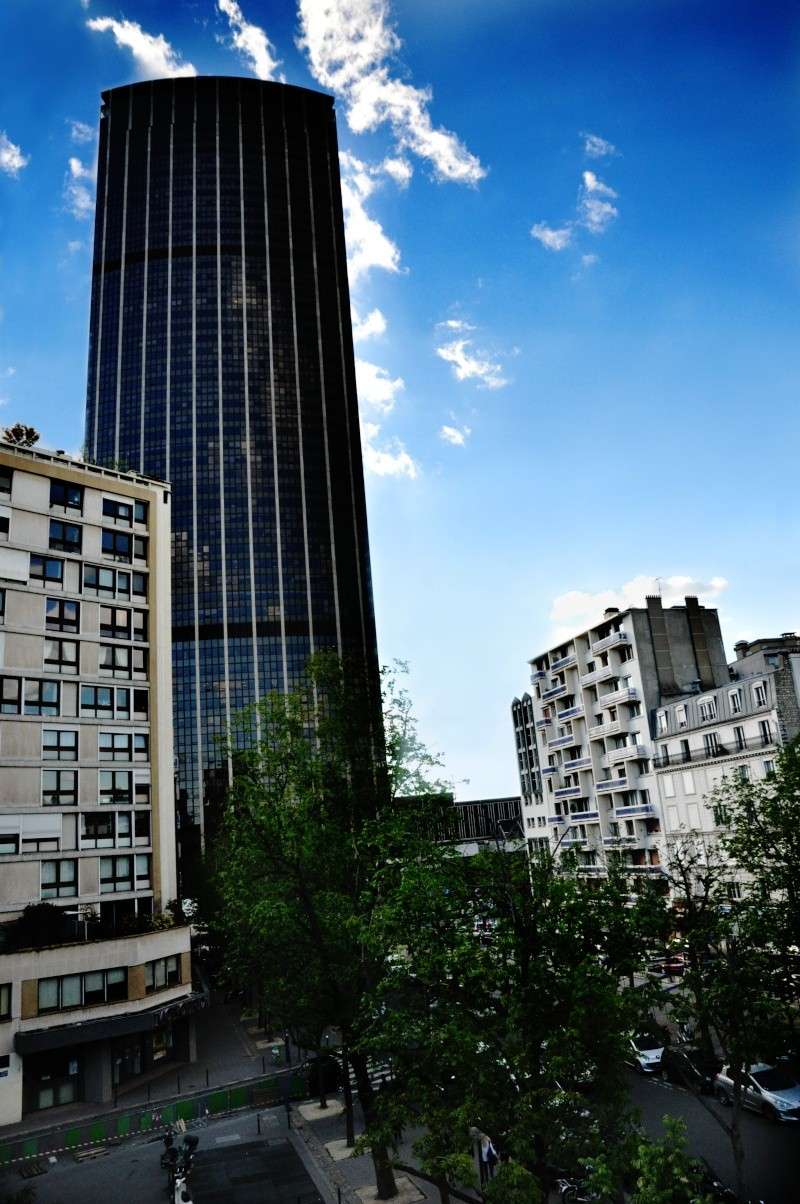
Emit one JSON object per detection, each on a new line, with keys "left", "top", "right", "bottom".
{"left": 629, "top": 1070, "right": 799, "bottom": 1203}
{"left": 0, "top": 1107, "right": 322, "bottom": 1204}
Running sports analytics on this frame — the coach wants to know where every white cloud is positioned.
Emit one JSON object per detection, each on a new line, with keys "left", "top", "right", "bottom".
{"left": 435, "top": 338, "right": 507, "bottom": 390}
{"left": 579, "top": 195, "right": 618, "bottom": 234}
{"left": 439, "top": 423, "right": 471, "bottom": 446}
{"left": 355, "top": 357, "right": 404, "bottom": 414}
{"left": 550, "top": 574, "right": 730, "bottom": 640}
{"left": 67, "top": 240, "right": 85, "bottom": 254}
{"left": 581, "top": 131, "right": 617, "bottom": 159}
{"left": 582, "top": 170, "right": 617, "bottom": 198}
{"left": 381, "top": 156, "right": 412, "bottom": 187}
{"left": 437, "top": 318, "right": 474, "bottom": 332}
{"left": 0, "top": 132, "right": 29, "bottom": 177}
{"left": 530, "top": 221, "right": 572, "bottom": 252}
{"left": 581, "top": 253, "right": 599, "bottom": 268}
{"left": 87, "top": 17, "right": 197, "bottom": 78}
{"left": 69, "top": 120, "right": 94, "bottom": 144}
{"left": 217, "top": 0, "right": 280, "bottom": 80}
{"left": 297, "top": 0, "right": 485, "bottom": 184}
{"left": 68, "top": 156, "right": 94, "bottom": 181}
{"left": 64, "top": 156, "right": 95, "bottom": 220}
{"left": 361, "top": 421, "right": 418, "bottom": 479}
{"left": 352, "top": 306, "right": 387, "bottom": 342}
{"left": 340, "top": 151, "right": 402, "bottom": 285}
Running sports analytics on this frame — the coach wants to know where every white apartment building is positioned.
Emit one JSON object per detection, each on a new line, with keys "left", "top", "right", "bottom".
{"left": 0, "top": 442, "right": 196, "bottom": 1127}
{"left": 514, "top": 595, "right": 729, "bottom": 881}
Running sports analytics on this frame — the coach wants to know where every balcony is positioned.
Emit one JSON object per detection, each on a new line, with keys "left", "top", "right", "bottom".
{"left": 602, "top": 834, "right": 637, "bottom": 846}
{"left": 613, "top": 803, "right": 657, "bottom": 818}
{"left": 547, "top": 814, "right": 567, "bottom": 825}
{"left": 588, "top": 718, "right": 625, "bottom": 741}
{"left": 608, "top": 744, "right": 649, "bottom": 765}
{"left": 550, "top": 652, "right": 577, "bottom": 672}
{"left": 595, "top": 777, "right": 630, "bottom": 794}
{"left": 652, "top": 733, "right": 776, "bottom": 769}
{"left": 596, "top": 686, "right": 638, "bottom": 709}
{"left": 541, "top": 765, "right": 559, "bottom": 777}
{"left": 575, "top": 864, "right": 605, "bottom": 875}
{"left": 569, "top": 808, "right": 600, "bottom": 822}
{"left": 580, "top": 665, "right": 614, "bottom": 688}
{"left": 530, "top": 668, "right": 547, "bottom": 682}
{"left": 554, "top": 785, "right": 583, "bottom": 800}
{"left": 547, "top": 733, "right": 574, "bottom": 750}
{"left": 591, "top": 630, "right": 630, "bottom": 654}
{"left": 562, "top": 755, "right": 592, "bottom": 773}
{"left": 542, "top": 683, "right": 567, "bottom": 702}
{"left": 627, "top": 864, "right": 666, "bottom": 875}
{"left": 557, "top": 704, "right": 584, "bottom": 722}
{"left": 535, "top": 717, "right": 551, "bottom": 730}
{"left": 560, "top": 836, "right": 587, "bottom": 848}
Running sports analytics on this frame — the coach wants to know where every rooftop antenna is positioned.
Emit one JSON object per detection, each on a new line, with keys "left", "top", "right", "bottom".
{"left": 654, "top": 576, "right": 663, "bottom": 597}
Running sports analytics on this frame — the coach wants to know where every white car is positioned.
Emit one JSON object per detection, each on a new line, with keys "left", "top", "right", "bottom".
{"left": 714, "top": 1063, "right": 800, "bottom": 1122}
{"left": 628, "top": 1032, "right": 664, "bottom": 1074}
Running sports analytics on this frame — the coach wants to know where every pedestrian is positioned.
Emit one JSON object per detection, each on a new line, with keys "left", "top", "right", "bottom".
{"left": 478, "top": 1131, "right": 498, "bottom": 1184}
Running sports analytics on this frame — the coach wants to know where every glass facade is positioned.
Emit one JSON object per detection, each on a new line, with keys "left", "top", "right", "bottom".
{"left": 85, "top": 78, "right": 380, "bottom": 828}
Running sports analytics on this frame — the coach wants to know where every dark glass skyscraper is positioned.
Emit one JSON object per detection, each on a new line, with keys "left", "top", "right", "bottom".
{"left": 85, "top": 77, "right": 380, "bottom": 833}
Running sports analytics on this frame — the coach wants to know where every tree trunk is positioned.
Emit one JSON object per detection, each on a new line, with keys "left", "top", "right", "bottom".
{"left": 436, "top": 1178, "right": 450, "bottom": 1204}
{"left": 350, "top": 1049, "right": 397, "bottom": 1199}
{"left": 730, "top": 1093, "right": 746, "bottom": 1202}
{"left": 342, "top": 1046, "right": 355, "bottom": 1147}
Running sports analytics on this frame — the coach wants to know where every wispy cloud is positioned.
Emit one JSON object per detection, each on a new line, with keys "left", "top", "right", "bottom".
{"left": 581, "top": 253, "right": 599, "bottom": 268}
{"left": 361, "top": 420, "right": 418, "bottom": 479}
{"left": 530, "top": 222, "right": 572, "bottom": 252}
{"left": 297, "top": 0, "right": 485, "bottom": 184}
{"left": 435, "top": 337, "right": 507, "bottom": 390}
{"left": 352, "top": 306, "right": 387, "bottom": 343}
{"left": 439, "top": 423, "right": 471, "bottom": 447}
{"left": 87, "top": 17, "right": 197, "bottom": 77}
{"left": 64, "top": 156, "right": 95, "bottom": 220}
{"left": 581, "top": 170, "right": 617, "bottom": 198}
{"left": 355, "top": 357, "right": 404, "bottom": 414}
{"left": 437, "top": 318, "right": 475, "bottom": 333}
{"left": 216, "top": 0, "right": 280, "bottom": 80}
{"left": 550, "top": 574, "right": 729, "bottom": 640}
{"left": 0, "top": 132, "right": 30, "bottom": 178}
{"left": 67, "top": 240, "right": 85, "bottom": 254}
{"left": 381, "top": 156, "right": 412, "bottom": 187}
{"left": 581, "top": 131, "right": 617, "bottom": 159}
{"left": 68, "top": 120, "right": 94, "bottom": 144}
{"left": 340, "top": 151, "right": 402, "bottom": 285}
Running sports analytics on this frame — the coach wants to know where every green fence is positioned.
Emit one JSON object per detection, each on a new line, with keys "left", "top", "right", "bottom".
{"left": 0, "top": 1069, "right": 308, "bottom": 1168}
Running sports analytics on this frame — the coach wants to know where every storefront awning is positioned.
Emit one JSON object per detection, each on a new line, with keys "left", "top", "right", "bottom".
{"left": 15, "top": 992, "right": 207, "bottom": 1055}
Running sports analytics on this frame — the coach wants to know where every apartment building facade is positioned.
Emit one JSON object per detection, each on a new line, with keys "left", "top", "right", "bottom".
{"left": 513, "top": 596, "right": 729, "bottom": 878}
{"left": 0, "top": 443, "right": 194, "bottom": 1126}
{"left": 653, "top": 633, "right": 800, "bottom": 849}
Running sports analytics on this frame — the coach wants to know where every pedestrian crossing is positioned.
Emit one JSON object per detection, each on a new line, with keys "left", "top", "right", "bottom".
{"left": 345, "top": 1058, "right": 393, "bottom": 1094}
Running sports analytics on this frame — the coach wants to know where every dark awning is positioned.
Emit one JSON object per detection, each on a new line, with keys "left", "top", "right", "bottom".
{"left": 15, "top": 992, "right": 207, "bottom": 1055}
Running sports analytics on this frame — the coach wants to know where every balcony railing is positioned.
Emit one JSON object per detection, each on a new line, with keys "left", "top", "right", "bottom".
{"left": 557, "top": 704, "right": 584, "bottom": 721}
{"left": 547, "top": 814, "right": 567, "bottom": 825}
{"left": 560, "top": 836, "right": 587, "bottom": 848}
{"left": 603, "top": 834, "right": 637, "bottom": 846}
{"left": 554, "top": 786, "right": 583, "bottom": 800}
{"left": 541, "top": 765, "right": 559, "bottom": 777}
{"left": 613, "top": 803, "right": 657, "bottom": 818}
{"left": 569, "top": 808, "right": 600, "bottom": 821}
{"left": 587, "top": 718, "right": 625, "bottom": 740}
{"left": 652, "top": 733, "right": 776, "bottom": 769}
{"left": 580, "top": 665, "right": 614, "bottom": 687}
{"left": 591, "top": 630, "right": 630, "bottom": 654}
{"left": 550, "top": 653, "right": 577, "bottom": 672}
{"left": 563, "top": 755, "right": 592, "bottom": 772}
{"left": 535, "top": 718, "right": 551, "bottom": 729}
{"left": 596, "top": 686, "right": 638, "bottom": 709}
{"left": 547, "top": 733, "right": 574, "bottom": 750}
{"left": 575, "top": 864, "right": 605, "bottom": 875}
{"left": 542, "top": 683, "right": 567, "bottom": 701}
{"left": 530, "top": 668, "right": 547, "bottom": 681}
{"left": 627, "top": 864, "right": 665, "bottom": 875}
{"left": 595, "top": 778, "right": 630, "bottom": 794}
{"left": 608, "top": 744, "right": 649, "bottom": 764}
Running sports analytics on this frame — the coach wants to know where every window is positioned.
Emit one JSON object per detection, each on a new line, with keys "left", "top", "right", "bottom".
{"left": 100, "top": 855, "right": 133, "bottom": 893}
{"left": 736, "top": 764, "right": 750, "bottom": 784}
{"left": 99, "top": 732, "right": 132, "bottom": 761}
{"left": 145, "top": 956, "right": 180, "bottom": 994}
{"left": 675, "top": 704, "right": 687, "bottom": 728}
{"left": 656, "top": 711, "right": 668, "bottom": 735}
{"left": 763, "top": 759, "right": 776, "bottom": 776}
{"left": 45, "top": 598, "right": 79, "bottom": 633}
{"left": 41, "top": 859, "right": 77, "bottom": 899}
{"left": 733, "top": 725, "right": 745, "bottom": 751}
{"left": 133, "top": 690, "right": 148, "bottom": 720}
{"left": 135, "top": 778, "right": 150, "bottom": 806}
{"left": 0, "top": 588, "right": 5, "bottom": 622}
{"left": 116, "top": 812, "right": 132, "bottom": 847}
{"left": 698, "top": 697, "right": 718, "bottom": 722}
{"left": 99, "top": 644, "right": 131, "bottom": 677}
{"left": 42, "top": 769, "right": 77, "bottom": 806}
{"left": 99, "top": 770, "right": 132, "bottom": 805}
{"left": 0, "top": 507, "right": 9, "bottom": 541}
{"left": 135, "top": 854, "right": 151, "bottom": 888}
{"left": 759, "top": 719, "right": 772, "bottom": 746}
{"left": 81, "top": 685, "right": 114, "bottom": 719}
{"left": 729, "top": 689, "right": 743, "bottom": 715}
{"left": 0, "top": 676, "right": 21, "bottom": 714}
{"left": 0, "top": 834, "right": 18, "bottom": 855}
{"left": 103, "top": 498, "right": 133, "bottom": 525}
{"left": 43, "top": 638, "right": 78, "bottom": 674}
{"left": 680, "top": 739, "right": 690, "bottom": 762}
{"left": 30, "top": 555, "right": 63, "bottom": 586}
{"left": 82, "top": 565, "right": 143, "bottom": 600}
{"left": 682, "top": 771, "right": 695, "bottom": 795}
{"left": 38, "top": 968, "right": 127, "bottom": 1013}
{"left": 727, "top": 881, "right": 743, "bottom": 901}
{"left": 99, "top": 606, "right": 130, "bottom": 640}
{"left": 132, "top": 572, "right": 147, "bottom": 597}
{"left": 0, "top": 983, "right": 10, "bottom": 1022}
{"left": 81, "top": 813, "right": 115, "bottom": 849}
{"left": 134, "top": 501, "right": 148, "bottom": 525}
{"left": 102, "top": 529, "right": 132, "bottom": 562}
{"left": 0, "top": 467, "right": 11, "bottom": 496}
{"left": 50, "top": 480, "right": 83, "bottom": 513}
{"left": 135, "top": 811, "right": 150, "bottom": 844}
{"left": 703, "top": 732, "right": 720, "bottom": 758}
{"left": 133, "top": 535, "right": 147, "bottom": 563}
{"left": 49, "top": 520, "right": 82, "bottom": 554}
{"left": 753, "top": 682, "right": 767, "bottom": 707}
{"left": 134, "top": 733, "right": 149, "bottom": 761}
{"left": 42, "top": 729, "right": 78, "bottom": 761}
{"left": 24, "top": 680, "right": 59, "bottom": 716}
{"left": 662, "top": 774, "right": 675, "bottom": 798}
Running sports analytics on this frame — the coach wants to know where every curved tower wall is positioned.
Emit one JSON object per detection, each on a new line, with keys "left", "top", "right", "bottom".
{"left": 85, "top": 77, "right": 380, "bottom": 828}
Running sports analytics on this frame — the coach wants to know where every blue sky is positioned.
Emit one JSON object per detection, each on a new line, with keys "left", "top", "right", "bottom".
{"left": 1, "top": 0, "right": 799, "bottom": 797}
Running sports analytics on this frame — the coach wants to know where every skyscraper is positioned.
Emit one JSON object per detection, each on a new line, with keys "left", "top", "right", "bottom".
{"left": 85, "top": 77, "right": 380, "bottom": 835}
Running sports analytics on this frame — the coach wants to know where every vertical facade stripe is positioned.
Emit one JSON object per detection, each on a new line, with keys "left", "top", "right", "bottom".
{"left": 138, "top": 90, "right": 152, "bottom": 476}
{"left": 91, "top": 101, "right": 112, "bottom": 459}
{"left": 215, "top": 81, "right": 233, "bottom": 768}
{"left": 303, "top": 108, "right": 342, "bottom": 656}
{"left": 237, "top": 93, "right": 262, "bottom": 729}
{"left": 281, "top": 92, "right": 316, "bottom": 657}
{"left": 260, "top": 95, "right": 288, "bottom": 694}
{"left": 113, "top": 94, "right": 131, "bottom": 464}
{"left": 165, "top": 87, "right": 174, "bottom": 482}
{"left": 191, "top": 89, "right": 205, "bottom": 843}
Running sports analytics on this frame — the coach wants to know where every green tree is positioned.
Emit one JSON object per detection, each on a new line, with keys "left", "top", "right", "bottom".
{"left": 628, "top": 1117, "right": 714, "bottom": 1204}
{"left": 1, "top": 423, "right": 39, "bottom": 447}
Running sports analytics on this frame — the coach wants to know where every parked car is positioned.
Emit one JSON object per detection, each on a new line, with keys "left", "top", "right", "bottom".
{"left": 714, "top": 1062, "right": 800, "bottom": 1121}
{"left": 628, "top": 1031, "right": 666, "bottom": 1074}
{"left": 661, "top": 1045, "right": 721, "bottom": 1093}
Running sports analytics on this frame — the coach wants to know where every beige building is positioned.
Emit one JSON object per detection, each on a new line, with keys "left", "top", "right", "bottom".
{"left": 0, "top": 442, "right": 195, "bottom": 1127}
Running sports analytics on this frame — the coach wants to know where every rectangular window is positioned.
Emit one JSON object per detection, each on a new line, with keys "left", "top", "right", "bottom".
{"left": 698, "top": 697, "right": 718, "bottom": 722}
{"left": 0, "top": 982, "right": 10, "bottom": 1021}
{"left": 82, "top": 565, "right": 135, "bottom": 600}
{"left": 99, "top": 732, "right": 132, "bottom": 761}
{"left": 103, "top": 498, "right": 133, "bottom": 525}
{"left": 50, "top": 480, "right": 84, "bottom": 513}
{"left": 81, "top": 813, "right": 115, "bottom": 849}
{"left": 656, "top": 710, "right": 668, "bottom": 735}
{"left": 759, "top": 719, "right": 772, "bottom": 745}
{"left": 736, "top": 764, "right": 750, "bottom": 783}
{"left": 0, "top": 834, "right": 19, "bottom": 855}
{"left": 132, "top": 610, "right": 147, "bottom": 642}
{"left": 116, "top": 812, "right": 132, "bottom": 847}
{"left": 0, "top": 467, "right": 12, "bottom": 497}
{"left": 37, "top": 968, "right": 127, "bottom": 1013}
{"left": 135, "top": 853, "right": 151, "bottom": 888}
{"left": 43, "top": 638, "right": 78, "bottom": 674}
{"left": 703, "top": 732, "right": 720, "bottom": 757}
{"left": 734, "top": 725, "right": 745, "bottom": 751}
{"left": 99, "top": 770, "right": 132, "bottom": 806}
{"left": 45, "top": 598, "right": 79, "bottom": 633}
{"left": 99, "top": 644, "right": 132, "bottom": 678}
{"left": 0, "top": 676, "right": 21, "bottom": 714}
{"left": 662, "top": 774, "right": 675, "bottom": 798}
{"left": 132, "top": 572, "right": 147, "bottom": 598}
{"left": 763, "top": 759, "right": 775, "bottom": 776}
{"left": 30, "top": 555, "right": 63, "bottom": 586}
{"left": 675, "top": 704, "right": 687, "bottom": 728}
{"left": 0, "top": 588, "right": 5, "bottom": 622}
{"left": 42, "top": 729, "right": 78, "bottom": 761}
{"left": 753, "top": 682, "right": 767, "bottom": 707}
{"left": 99, "top": 606, "right": 131, "bottom": 640}
{"left": 712, "top": 803, "right": 729, "bottom": 827}
{"left": 41, "top": 859, "right": 77, "bottom": 899}
{"left": 682, "top": 771, "right": 695, "bottom": 795}
{"left": 48, "top": 520, "right": 82, "bottom": 554}
{"left": 729, "top": 689, "right": 743, "bottom": 715}
{"left": 115, "top": 688, "right": 130, "bottom": 722}
{"left": 102, "top": 529, "right": 132, "bottom": 562}
{"left": 133, "top": 689, "right": 148, "bottom": 720}
{"left": 24, "top": 679, "right": 59, "bottom": 716}
{"left": 134, "top": 733, "right": 149, "bottom": 761}
{"left": 134, "top": 778, "right": 151, "bottom": 807}
{"left": 80, "top": 685, "right": 114, "bottom": 719}
{"left": 134, "top": 500, "right": 148, "bottom": 524}
{"left": 99, "top": 855, "right": 132, "bottom": 893}
{"left": 0, "top": 507, "right": 9, "bottom": 541}
{"left": 144, "top": 955, "right": 180, "bottom": 994}
{"left": 134, "top": 811, "right": 150, "bottom": 844}
{"left": 42, "top": 769, "right": 77, "bottom": 806}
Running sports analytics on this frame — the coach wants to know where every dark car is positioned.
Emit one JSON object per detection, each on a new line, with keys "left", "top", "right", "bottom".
{"left": 661, "top": 1045, "right": 721, "bottom": 1094}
